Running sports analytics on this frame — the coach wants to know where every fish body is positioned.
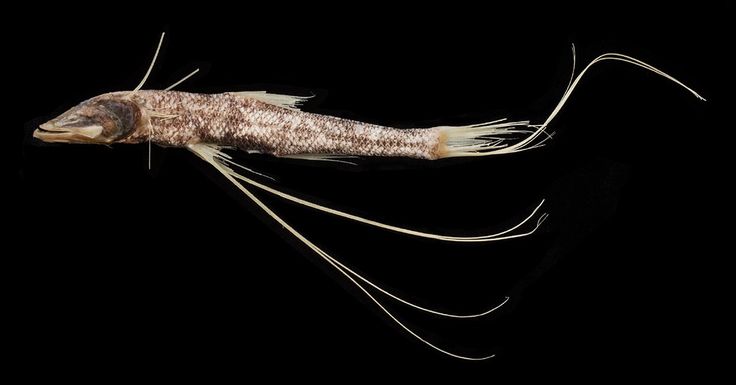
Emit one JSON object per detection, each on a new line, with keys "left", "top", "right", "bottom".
{"left": 36, "top": 90, "right": 520, "bottom": 160}
{"left": 31, "top": 34, "right": 704, "bottom": 360}
{"left": 123, "top": 91, "right": 443, "bottom": 159}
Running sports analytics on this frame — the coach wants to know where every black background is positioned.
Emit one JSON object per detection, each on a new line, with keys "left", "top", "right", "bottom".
{"left": 13, "top": 2, "right": 730, "bottom": 380}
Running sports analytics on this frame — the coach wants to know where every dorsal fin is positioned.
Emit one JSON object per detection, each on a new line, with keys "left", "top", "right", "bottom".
{"left": 232, "top": 91, "right": 312, "bottom": 110}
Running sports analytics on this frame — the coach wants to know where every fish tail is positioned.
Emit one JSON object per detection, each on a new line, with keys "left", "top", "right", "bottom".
{"left": 437, "top": 49, "right": 704, "bottom": 159}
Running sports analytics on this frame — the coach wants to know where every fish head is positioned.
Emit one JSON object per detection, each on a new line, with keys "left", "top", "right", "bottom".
{"left": 34, "top": 94, "right": 142, "bottom": 144}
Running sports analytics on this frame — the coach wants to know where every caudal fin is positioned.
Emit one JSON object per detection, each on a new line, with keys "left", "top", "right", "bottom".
{"left": 437, "top": 49, "right": 705, "bottom": 159}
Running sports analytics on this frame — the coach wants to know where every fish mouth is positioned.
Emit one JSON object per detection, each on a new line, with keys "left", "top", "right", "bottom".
{"left": 33, "top": 122, "right": 102, "bottom": 143}
{"left": 33, "top": 123, "right": 71, "bottom": 142}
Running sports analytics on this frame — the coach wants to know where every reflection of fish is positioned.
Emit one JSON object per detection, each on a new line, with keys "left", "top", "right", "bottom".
{"left": 33, "top": 33, "right": 703, "bottom": 360}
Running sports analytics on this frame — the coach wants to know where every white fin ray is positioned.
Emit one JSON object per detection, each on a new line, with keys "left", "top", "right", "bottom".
{"left": 439, "top": 50, "right": 705, "bottom": 158}
{"left": 438, "top": 120, "right": 534, "bottom": 158}
{"left": 233, "top": 91, "right": 313, "bottom": 110}
{"left": 189, "top": 143, "right": 504, "bottom": 360}
{"left": 129, "top": 32, "right": 166, "bottom": 97}
{"left": 280, "top": 154, "right": 359, "bottom": 165}
{"left": 214, "top": 150, "right": 276, "bottom": 181}
{"left": 165, "top": 68, "right": 200, "bottom": 91}
{"left": 214, "top": 151, "right": 547, "bottom": 242}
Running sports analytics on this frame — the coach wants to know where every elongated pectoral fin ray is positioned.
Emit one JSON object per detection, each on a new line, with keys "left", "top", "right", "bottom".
{"left": 189, "top": 143, "right": 503, "bottom": 360}
{"left": 129, "top": 32, "right": 166, "bottom": 97}
{"left": 165, "top": 68, "right": 200, "bottom": 91}
{"left": 125, "top": 32, "right": 167, "bottom": 170}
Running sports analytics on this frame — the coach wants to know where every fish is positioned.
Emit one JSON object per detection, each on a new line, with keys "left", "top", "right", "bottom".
{"left": 32, "top": 33, "right": 704, "bottom": 360}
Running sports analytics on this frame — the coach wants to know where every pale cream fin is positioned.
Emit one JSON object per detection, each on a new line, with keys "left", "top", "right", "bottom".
{"left": 193, "top": 143, "right": 511, "bottom": 319}
{"left": 164, "top": 68, "right": 200, "bottom": 91}
{"left": 189, "top": 143, "right": 503, "bottom": 360}
{"left": 437, "top": 119, "right": 537, "bottom": 158}
{"left": 439, "top": 50, "right": 704, "bottom": 158}
{"left": 129, "top": 32, "right": 166, "bottom": 97}
{"left": 280, "top": 154, "right": 359, "bottom": 165}
{"left": 213, "top": 150, "right": 547, "bottom": 242}
{"left": 232, "top": 91, "right": 313, "bottom": 110}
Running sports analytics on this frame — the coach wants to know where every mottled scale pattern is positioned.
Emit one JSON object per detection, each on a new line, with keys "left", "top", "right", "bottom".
{"left": 124, "top": 90, "right": 442, "bottom": 159}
